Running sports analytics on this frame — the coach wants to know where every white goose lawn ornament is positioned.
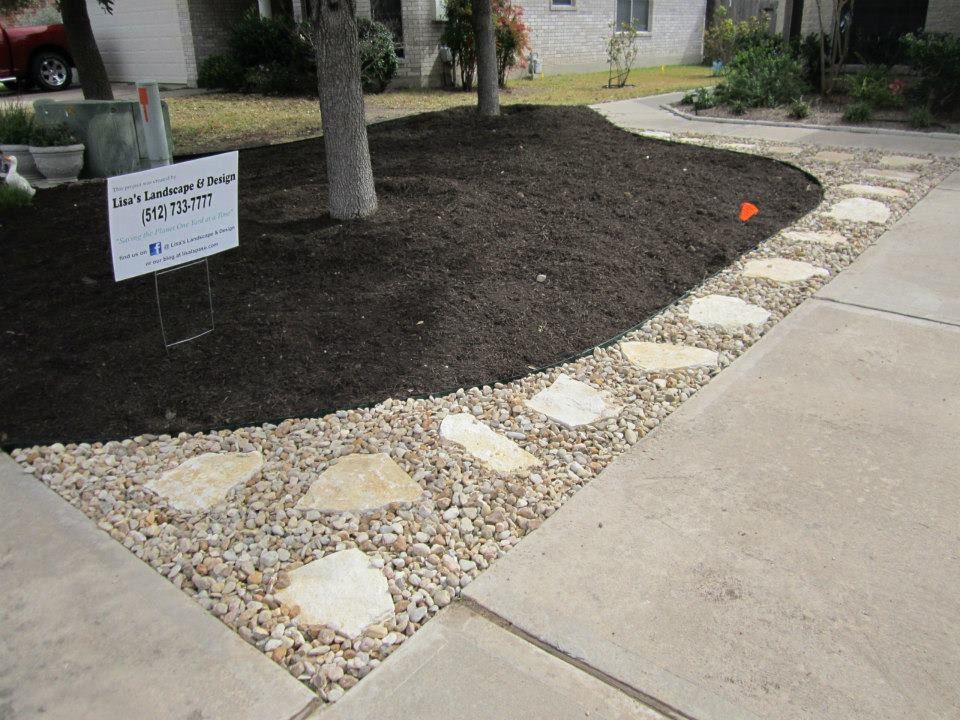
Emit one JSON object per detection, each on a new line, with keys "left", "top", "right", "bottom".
{"left": 3, "top": 155, "right": 36, "bottom": 198}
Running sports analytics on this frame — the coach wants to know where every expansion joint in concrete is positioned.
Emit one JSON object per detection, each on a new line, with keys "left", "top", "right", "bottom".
{"left": 813, "top": 296, "right": 960, "bottom": 330}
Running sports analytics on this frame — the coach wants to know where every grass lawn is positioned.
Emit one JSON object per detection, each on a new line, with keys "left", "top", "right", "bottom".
{"left": 168, "top": 64, "right": 712, "bottom": 155}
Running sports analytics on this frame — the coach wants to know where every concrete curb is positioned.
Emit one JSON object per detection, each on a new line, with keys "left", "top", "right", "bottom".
{"left": 660, "top": 102, "right": 960, "bottom": 141}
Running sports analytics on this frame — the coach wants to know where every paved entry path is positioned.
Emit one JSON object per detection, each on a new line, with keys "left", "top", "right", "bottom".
{"left": 325, "top": 165, "right": 960, "bottom": 719}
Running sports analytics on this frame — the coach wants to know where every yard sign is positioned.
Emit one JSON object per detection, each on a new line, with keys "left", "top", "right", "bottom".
{"left": 107, "top": 152, "right": 239, "bottom": 282}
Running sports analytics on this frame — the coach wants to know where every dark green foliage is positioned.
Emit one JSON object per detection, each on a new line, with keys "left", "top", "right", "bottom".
{"left": 28, "top": 122, "right": 79, "bottom": 146}
{"left": 691, "top": 87, "right": 716, "bottom": 111}
{"left": 442, "top": 0, "right": 477, "bottom": 90}
{"left": 715, "top": 46, "right": 807, "bottom": 108}
{"left": 730, "top": 99, "right": 745, "bottom": 115}
{"left": 197, "top": 54, "right": 246, "bottom": 91}
{"left": 243, "top": 63, "right": 315, "bottom": 96}
{"left": 902, "top": 31, "right": 960, "bottom": 111}
{"left": 229, "top": 9, "right": 311, "bottom": 68}
{"left": 0, "top": 183, "right": 33, "bottom": 211}
{"left": 0, "top": 103, "right": 33, "bottom": 145}
{"left": 908, "top": 106, "right": 934, "bottom": 128}
{"left": 357, "top": 18, "right": 398, "bottom": 93}
{"left": 849, "top": 65, "right": 904, "bottom": 110}
{"left": 842, "top": 101, "right": 873, "bottom": 123}
{"left": 789, "top": 97, "right": 810, "bottom": 119}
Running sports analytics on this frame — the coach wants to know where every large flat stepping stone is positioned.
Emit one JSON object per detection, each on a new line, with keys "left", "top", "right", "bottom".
{"left": 862, "top": 168, "right": 920, "bottom": 183}
{"left": 838, "top": 183, "right": 907, "bottom": 199}
{"left": 146, "top": 452, "right": 262, "bottom": 512}
{"left": 275, "top": 549, "right": 393, "bottom": 639}
{"left": 639, "top": 130, "right": 672, "bottom": 139}
{"left": 525, "top": 374, "right": 622, "bottom": 428}
{"left": 620, "top": 341, "right": 718, "bottom": 371}
{"left": 296, "top": 453, "right": 422, "bottom": 512}
{"left": 688, "top": 295, "right": 770, "bottom": 331}
{"left": 766, "top": 145, "right": 804, "bottom": 155}
{"left": 879, "top": 154, "right": 932, "bottom": 168}
{"left": 781, "top": 229, "right": 846, "bottom": 246}
{"left": 812, "top": 150, "right": 855, "bottom": 163}
{"left": 825, "top": 197, "right": 891, "bottom": 224}
{"left": 440, "top": 414, "right": 540, "bottom": 474}
{"left": 742, "top": 258, "right": 829, "bottom": 283}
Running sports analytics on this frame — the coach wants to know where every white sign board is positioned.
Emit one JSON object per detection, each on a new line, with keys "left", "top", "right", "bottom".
{"left": 108, "top": 152, "right": 239, "bottom": 281}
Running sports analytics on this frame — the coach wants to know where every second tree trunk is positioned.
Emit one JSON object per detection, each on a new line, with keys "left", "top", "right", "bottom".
{"left": 472, "top": 0, "right": 500, "bottom": 117}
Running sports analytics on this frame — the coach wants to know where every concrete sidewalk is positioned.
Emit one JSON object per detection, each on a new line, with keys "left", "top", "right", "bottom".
{"left": 0, "top": 454, "right": 315, "bottom": 720}
{"left": 327, "top": 172, "right": 960, "bottom": 718}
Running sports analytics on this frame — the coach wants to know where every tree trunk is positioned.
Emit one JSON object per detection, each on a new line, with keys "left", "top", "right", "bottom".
{"left": 472, "top": 0, "right": 499, "bottom": 117}
{"left": 313, "top": 0, "right": 378, "bottom": 220}
{"left": 59, "top": 0, "right": 113, "bottom": 101}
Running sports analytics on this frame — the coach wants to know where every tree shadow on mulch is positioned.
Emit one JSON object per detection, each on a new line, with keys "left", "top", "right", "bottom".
{"left": 0, "top": 105, "right": 822, "bottom": 446}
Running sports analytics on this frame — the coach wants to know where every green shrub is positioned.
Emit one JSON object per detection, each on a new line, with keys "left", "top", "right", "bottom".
{"left": 357, "top": 18, "right": 398, "bottom": 93}
{"left": 29, "top": 123, "right": 79, "bottom": 146}
{"left": 908, "top": 106, "right": 934, "bottom": 128}
{"left": 494, "top": 0, "right": 530, "bottom": 87}
{"left": 704, "top": 5, "right": 782, "bottom": 65}
{"left": 902, "top": 31, "right": 960, "bottom": 112}
{"left": 680, "top": 89, "right": 697, "bottom": 105}
{"left": 198, "top": 54, "right": 246, "bottom": 90}
{"left": 842, "top": 101, "right": 873, "bottom": 123}
{"left": 849, "top": 65, "right": 904, "bottom": 109}
{"left": 716, "top": 46, "right": 807, "bottom": 108}
{"left": 244, "top": 63, "right": 315, "bottom": 96}
{"left": 789, "top": 97, "right": 810, "bottom": 119}
{"left": 229, "top": 9, "right": 310, "bottom": 68}
{"left": 442, "top": 0, "right": 477, "bottom": 91}
{"left": 730, "top": 99, "right": 746, "bottom": 115}
{"left": 691, "top": 87, "right": 716, "bottom": 111}
{"left": 0, "top": 103, "right": 34, "bottom": 145}
{"left": 0, "top": 183, "right": 32, "bottom": 212}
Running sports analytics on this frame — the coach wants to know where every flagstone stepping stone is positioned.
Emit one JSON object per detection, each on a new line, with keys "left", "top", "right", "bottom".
{"left": 862, "top": 168, "right": 920, "bottom": 183}
{"left": 688, "top": 295, "right": 770, "bottom": 331}
{"left": 525, "top": 374, "right": 622, "bottom": 428}
{"left": 720, "top": 143, "right": 757, "bottom": 151}
{"left": 825, "top": 197, "right": 891, "bottom": 224}
{"left": 145, "top": 451, "right": 262, "bottom": 512}
{"left": 878, "top": 154, "right": 932, "bottom": 168}
{"left": 275, "top": 549, "right": 393, "bottom": 639}
{"left": 296, "top": 453, "right": 422, "bottom": 512}
{"left": 766, "top": 145, "right": 804, "bottom": 155}
{"left": 742, "top": 258, "right": 829, "bottom": 283}
{"left": 620, "top": 341, "right": 718, "bottom": 371}
{"left": 812, "top": 150, "right": 855, "bottom": 163}
{"left": 440, "top": 414, "right": 540, "bottom": 474}
{"left": 639, "top": 130, "right": 672, "bottom": 139}
{"left": 838, "top": 183, "right": 907, "bottom": 199}
{"left": 781, "top": 229, "right": 847, "bottom": 246}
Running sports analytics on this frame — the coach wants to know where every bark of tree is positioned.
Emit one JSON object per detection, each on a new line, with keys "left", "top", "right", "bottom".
{"left": 471, "top": 0, "right": 500, "bottom": 117}
{"left": 60, "top": 0, "right": 114, "bottom": 100}
{"left": 312, "top": 0, "right": 378, "bottom": 219}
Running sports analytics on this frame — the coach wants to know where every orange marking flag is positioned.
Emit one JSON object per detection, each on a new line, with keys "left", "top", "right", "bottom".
{"left": 739, "top": 202, "right": 759, "bottom": 222}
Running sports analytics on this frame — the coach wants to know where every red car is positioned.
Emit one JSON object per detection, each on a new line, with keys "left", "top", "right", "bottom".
{"left": 0, "top": 20, "right": 74, "bottom": 91}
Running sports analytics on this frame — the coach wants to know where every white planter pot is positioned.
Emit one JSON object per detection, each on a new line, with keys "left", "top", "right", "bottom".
{"left": 29, "top": 144, "right": 85, "bottom": 183}
{"left": 1, "top": 143, "right": 43, "bottom": 183}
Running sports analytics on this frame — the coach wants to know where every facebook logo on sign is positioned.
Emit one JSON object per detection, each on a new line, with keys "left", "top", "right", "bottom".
{"left": 149, "top": 242, "right": 162, "bottom": 256}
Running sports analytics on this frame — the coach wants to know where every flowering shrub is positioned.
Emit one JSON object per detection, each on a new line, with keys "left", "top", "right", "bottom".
{"left": 493, "top": 0, "right": 529, "bottom": 87}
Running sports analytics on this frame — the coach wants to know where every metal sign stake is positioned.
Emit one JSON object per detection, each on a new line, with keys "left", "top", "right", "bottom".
{"left": 154, "top": 258, "right": 215, "bottom": 351}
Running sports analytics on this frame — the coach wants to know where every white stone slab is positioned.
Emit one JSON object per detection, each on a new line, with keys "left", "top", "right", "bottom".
{"left": 766, "top": 145, "right": 804, "bottom": 155}
{"left": 838, "top": 183, "right": 908, "bottom": 199}
{"left": 297, "top": 453, "right": 423, "bottom": 512}
{"left": 720, "top": 143, "right": 757, "bottom": 151}
{"left": 742, "top": 258, "right": 829, "bottom": 283}
{"left": 639, "top": 130, "right": 672, "bottom": 139}
{"left": 525, "top": 374, "right": 622, "bottom": 428}
{"left": 440, "top": 414, "right": 540, "bottom": 474}
{"left": 812, "top": 150, "right": 855, "bottom": 163}
{"left": 146, "top": 452, "right": 262, "bottom": 512}
{"left": 781, "top": 229, "right": 847, "bottom": 246}
{"left": 688, "top": 295, "right": 770, "bottom": 331}
{"left": 862, "top": 168, "right": 920, "bottom": 183}
{"left": 620, "top": 342, "right": 719, "bottom": 371}
{"left": 825, "top": 197, "right": 891, "bottom": 224}
{"left": 878, "top": 155, "right": 932, "bottom": 168}
{"left": 275, "top": 549, "right": 393, "bottom": 639}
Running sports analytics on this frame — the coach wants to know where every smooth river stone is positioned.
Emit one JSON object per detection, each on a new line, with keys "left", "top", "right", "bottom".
{"left": 781, "top": 230, "right": 847, "bottom": 246}
{"left": 825, "top": 197, "right": 891, "bottom": 224}
{"left": 838, "top": 183, "right": 907, "bottom": 199}
{"left": 146, "top": 451, "right": 262, "bottom": 512}
{"left": 742, "top": 258, "right": 829, "bottom": 283}
{"left": 525, "top": 374, "right": 622, "bottom": 428}
{"left": 862, "top": 168, "right": 920, "bottom": 183}
{"left": 812, "top": 150, "right": 855, "bottom": 163}
{"left": 296, "top": 453, "right": 422, "bottom": 512}
{"left": 440, "top": 414, "right": 540, "bottom": 474}
{"left": 878, "top": 154, "right": 932, "bottom": 168}
{"left": 620, "top": 341, "right": 718, "bottom": 371}
{"left": 688, "top": 295, "right": 770, "bottom": 331}
{"left": 275, "top": 549, "right": 393, "bottom": 639}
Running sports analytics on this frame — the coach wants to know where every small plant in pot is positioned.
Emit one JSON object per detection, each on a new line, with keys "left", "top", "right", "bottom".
{"left": 28, "top": 123, "right": 85, "bottom": 183}
{"left": 0, "top": 103, "right": 43, "bottom": 183}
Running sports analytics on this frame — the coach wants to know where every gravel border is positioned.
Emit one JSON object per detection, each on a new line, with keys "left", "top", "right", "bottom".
{"left": 11, "top": 131, "right": 958, "bottom": 706}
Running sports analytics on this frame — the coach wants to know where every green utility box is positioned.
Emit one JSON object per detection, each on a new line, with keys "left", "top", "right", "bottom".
{"left": 32, "top": 99, "right": 174, "bottom": 179}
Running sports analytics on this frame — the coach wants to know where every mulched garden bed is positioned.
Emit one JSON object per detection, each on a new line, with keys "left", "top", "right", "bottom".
{"left": 0, "top": 105, "right": 821, "bottom": 446}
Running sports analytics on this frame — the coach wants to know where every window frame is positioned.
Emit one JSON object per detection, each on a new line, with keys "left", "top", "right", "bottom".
{"left": 614, "top": 0, "right": 653, "bottom": 33}
{"left": 550, "top": 0, "right": 577, "bottom": 12}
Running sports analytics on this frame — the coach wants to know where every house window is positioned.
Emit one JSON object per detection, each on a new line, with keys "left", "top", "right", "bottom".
{"left": 551, "top": 0, "right": 575, "bottom": 8}
{"left": 616, "top": 0, "right": 650, "bottom": 30}
{"left": 372, "top": 0, "right": 405, "bottom": 57}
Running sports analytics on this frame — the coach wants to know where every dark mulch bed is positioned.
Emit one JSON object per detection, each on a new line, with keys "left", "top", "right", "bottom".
{"left": 0, "top": 105, "right": 821, "bottom": 446}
